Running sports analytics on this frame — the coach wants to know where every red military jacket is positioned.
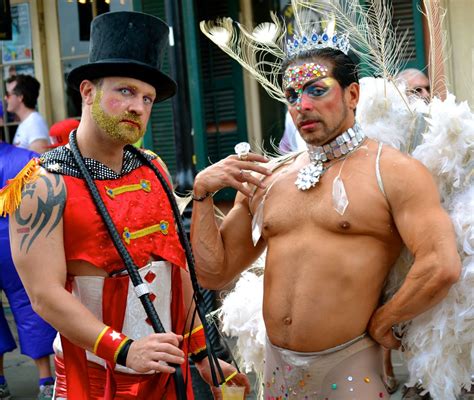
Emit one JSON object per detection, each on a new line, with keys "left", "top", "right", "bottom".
{"left": 41, "top": 146, "right": 186, "bottom": 273}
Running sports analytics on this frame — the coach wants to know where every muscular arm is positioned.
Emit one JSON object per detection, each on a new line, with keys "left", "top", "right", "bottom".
{"left": 190, "top": 153, "right": 270, "bottom": 289}
{"left": 368, "top": 151, "right": 461, "bottom": 348}
{"left": 9, "top": 172, "right": 106, "bottom": 352}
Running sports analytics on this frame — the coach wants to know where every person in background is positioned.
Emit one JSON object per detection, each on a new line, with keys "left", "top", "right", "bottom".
{"left": 396, "top": 68, "right": 430, "bottom": 103}
{"left": 5, "top": 75, "right": 49, "bottom": 153}
{"left": 0, "top": 141, "right": 57, "bottom": 400}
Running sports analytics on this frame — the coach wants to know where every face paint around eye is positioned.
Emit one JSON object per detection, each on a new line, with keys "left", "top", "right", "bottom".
{"left": 285, "top": 89, "right": 299, "bottom": 105}
{"left": 286, "top": 77, "right": 337, "bottom": 108}
{"left": 306, "top": 77, "right": 337, "bottom": 97}
{"left": 306, "top": 85, "right": 329, "bottom": 97}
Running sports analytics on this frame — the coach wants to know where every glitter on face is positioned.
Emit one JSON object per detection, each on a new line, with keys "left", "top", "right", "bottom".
{"left": 283, "top": 63, "right": 329, "bottom": 91}
{"left": 91, "top": 89, "right": 145, "bottom": 144}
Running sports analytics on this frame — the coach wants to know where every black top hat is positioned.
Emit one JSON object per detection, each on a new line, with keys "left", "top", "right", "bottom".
{"left": 67, "top": 11, "right": 176, "bottom": 103}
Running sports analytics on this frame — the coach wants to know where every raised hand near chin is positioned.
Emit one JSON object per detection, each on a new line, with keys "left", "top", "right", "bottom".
{"left": 193, "top": 151, "right": 272, "bottom": 199}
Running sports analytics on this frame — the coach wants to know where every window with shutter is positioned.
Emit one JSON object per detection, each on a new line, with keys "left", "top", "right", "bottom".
{"left": 357, "top": 0, "right": 426, "bottom": 76}
{"left": 140, "top": 1, "right": 177, "bottom": 176}
{"left": 391, "top": 0, "right": 426, "bottom": 70}
{"left": 196, "top": 0, "right": 248, "bottom": 165}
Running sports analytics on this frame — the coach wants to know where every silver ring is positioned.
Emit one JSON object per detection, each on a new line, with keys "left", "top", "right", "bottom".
{"left": 234, "top": 142, "right": 250, "bottom": 161}
{"left": 239, "top": 169, "right": 244, "bottom": 177}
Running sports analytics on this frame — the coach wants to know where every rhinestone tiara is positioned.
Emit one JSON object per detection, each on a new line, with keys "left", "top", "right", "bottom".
{"left": 286, "top": 28, "right": 350, "bottom": 58}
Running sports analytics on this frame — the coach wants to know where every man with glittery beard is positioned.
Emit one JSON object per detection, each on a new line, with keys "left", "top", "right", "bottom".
{"left": 1, "top": 11, "right": 248, "bottom": 400}
{"left": 190, "top": 44, "right": 461, "bottom": 400}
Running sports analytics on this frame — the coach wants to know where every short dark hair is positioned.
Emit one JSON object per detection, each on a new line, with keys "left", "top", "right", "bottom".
{"left": 6, "top": 74, "right": 41, "bottom": 109}
{"left": 282, "top": 48, "right": 359, "bottom": 89}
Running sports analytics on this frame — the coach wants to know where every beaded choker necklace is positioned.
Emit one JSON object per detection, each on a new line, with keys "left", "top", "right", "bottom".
{"left": 295, "top": 124, "right": 366, "bottom": 190}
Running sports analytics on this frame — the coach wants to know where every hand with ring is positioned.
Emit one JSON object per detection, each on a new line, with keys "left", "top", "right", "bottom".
{"left": 235, "top": 142, "right": 251, "bottom": 161}
{"left": 193, "top": 141, "right": 272, "bottom": 198}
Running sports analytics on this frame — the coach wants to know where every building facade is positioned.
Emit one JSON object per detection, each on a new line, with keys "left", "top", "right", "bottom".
{"left": 0, "top": 0, "right": 472, "bottom": 192}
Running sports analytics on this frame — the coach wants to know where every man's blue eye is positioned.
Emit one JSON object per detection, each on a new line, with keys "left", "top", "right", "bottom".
{"left": 120, "top": 88, "right": 131, "bottom": 95}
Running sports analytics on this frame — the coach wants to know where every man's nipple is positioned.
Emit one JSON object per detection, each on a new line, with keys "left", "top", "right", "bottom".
{"left": 339, "top": 220, "right": 351, "bottom": 230}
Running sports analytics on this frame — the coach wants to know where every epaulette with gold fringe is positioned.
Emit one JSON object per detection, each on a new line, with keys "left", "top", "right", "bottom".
{"left": 142, "top": 148, "right": 158, "bottom": 159}
{"left": 0, "top": 158, "right": 41, "bottom": 217}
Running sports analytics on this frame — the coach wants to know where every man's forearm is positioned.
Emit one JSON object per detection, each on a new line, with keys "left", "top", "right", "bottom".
{"left": 374, "top": 256, "right": 460, "bottom": 328}
{"left": 29, "top": 284, "right": 108, "bottom": 352}
{"left": 190, "top": 197, "right": 228, "bottom": 288}
{"left": 190, "top": 157, "right": 270, "bottom": 288}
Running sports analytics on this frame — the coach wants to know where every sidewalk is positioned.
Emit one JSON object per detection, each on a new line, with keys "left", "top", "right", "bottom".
{"left": 3, "top": 306, "right": 42, "bottom": 400}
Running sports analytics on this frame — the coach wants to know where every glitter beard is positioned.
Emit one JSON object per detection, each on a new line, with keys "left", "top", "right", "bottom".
{"left": 283, "top": 63, "right": 329, "bottom": 109}
{"left": 91, "top": 89, "right": 145, "bottom": 144}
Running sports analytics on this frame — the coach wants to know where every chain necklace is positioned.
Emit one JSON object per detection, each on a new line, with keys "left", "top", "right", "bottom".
{"left": 295, "top": 124, "right": 366, "bottom": 190}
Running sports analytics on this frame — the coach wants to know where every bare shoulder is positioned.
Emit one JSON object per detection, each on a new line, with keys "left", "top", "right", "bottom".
{"left": 11, "top": 169, "right": 67, "bottom": 254}
{"left": 379, "top": 144, "right": 428, "bottom": 172}
{"left": 379, "top": 145, "right": 441, "bottom": 208}
{"left": 17, "top": 168, "right": 67, "bottom": 207}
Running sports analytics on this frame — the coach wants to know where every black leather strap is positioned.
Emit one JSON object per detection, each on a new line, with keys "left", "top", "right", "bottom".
{"left": 128, "top": 145, "right": 233, "bottom": 387}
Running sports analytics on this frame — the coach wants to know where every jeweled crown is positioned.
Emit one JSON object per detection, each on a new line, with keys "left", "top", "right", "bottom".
{"left": 286, "top": 28, "right": 350, "bottom": 58}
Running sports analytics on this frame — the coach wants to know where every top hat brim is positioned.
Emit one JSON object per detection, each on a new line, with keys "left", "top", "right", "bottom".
{"left": 67, "top": 60, "right": 177, "bottom": 103}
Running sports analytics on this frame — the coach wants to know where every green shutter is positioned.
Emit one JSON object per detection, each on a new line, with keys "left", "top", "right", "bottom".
{"left": 194, "top": 0, "right": 248, "bottom": 200}
{"left": 391, "top": 0, "right": 426, "bottom": 70}
{"left": 358, "top": 0, "right": 426, "bottom": 76}
{"left": 140, "top": 0, "right": 177, "bottom": 176}
{"left": 196, "top": 0, "right": 248, "bottom": 165}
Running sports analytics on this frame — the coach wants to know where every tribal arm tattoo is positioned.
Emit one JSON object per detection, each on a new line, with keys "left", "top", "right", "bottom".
{"left": 14, "top": 174, "right": 66, "bottom": 253}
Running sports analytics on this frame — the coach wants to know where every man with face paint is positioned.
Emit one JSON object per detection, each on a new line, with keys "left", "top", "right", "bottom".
{"left": 190, "top": 45, "right": 461, "bottom": 398}
{"left": 1, "top": 12, "right": 248, "bottom": 399}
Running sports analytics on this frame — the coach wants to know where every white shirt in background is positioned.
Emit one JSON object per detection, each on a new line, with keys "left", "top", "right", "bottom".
{"left": 13, "top": 111, "right": 50, "bottom": 149}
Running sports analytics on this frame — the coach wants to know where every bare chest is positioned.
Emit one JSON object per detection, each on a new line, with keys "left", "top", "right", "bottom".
{"left": 251, "top": 157, "right": 395, "bottom": 240}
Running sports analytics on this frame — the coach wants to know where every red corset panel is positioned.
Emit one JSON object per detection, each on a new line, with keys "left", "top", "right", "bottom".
{"left": 62, "top": 160, "right": 185, "bottom": 274}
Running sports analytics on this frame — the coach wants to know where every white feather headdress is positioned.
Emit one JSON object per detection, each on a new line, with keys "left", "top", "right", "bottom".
{"left": 200, "top": 0, "right": 412, "bottom": 107}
